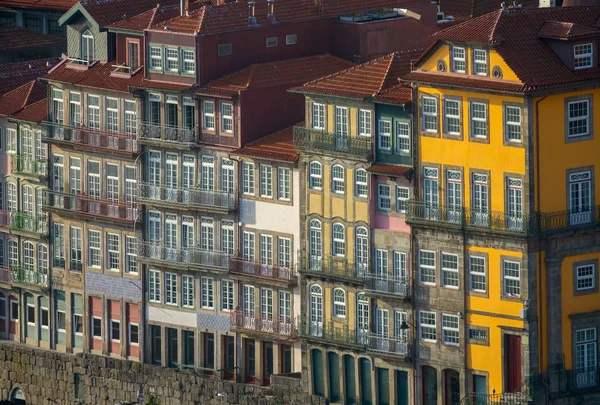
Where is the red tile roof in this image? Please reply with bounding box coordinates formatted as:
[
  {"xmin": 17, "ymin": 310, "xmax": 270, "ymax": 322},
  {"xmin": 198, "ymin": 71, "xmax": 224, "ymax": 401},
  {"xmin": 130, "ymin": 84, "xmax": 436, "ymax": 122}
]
[
  {"xmin": 292, "ymin": 50, "xmax": 421, "ymax": 100},
  {"xmin": 107, "ymin": 0, "xmax": 208, "ymax": 32},
  {"xmin": 438, "ymin": 0, "xmax": 538, "ymax": 23},
  {"xmin": 43, "ymin": 59, "xmax": 145, "ymax": 93},
  {"xmin": 537, "ymin": 20, "xmax": 599, "ymax": 39},
  {"xmin": 404, "ymin": 70, "xmax": 526, "ymax": 92},
  {"xmin": 196, "ymin": 54, "xmax": 354, "ymax": 97},
  {"xmin": 0, "ymin": 58, "xmax": 59, "ymax": 96},
  {"xmin": 0, "ymin": 0, "xmax": 78, "ymax": 11},
  {"xmin": 230, "ymin": 124, "xmax": 299, "ymax": 163},
  {"xmin": 11, "ymin": 98, "xmax": 48, "ymax": 123},
  {"xmin": 0, "ymin": 25, "xmax": 65, "ymax": 52},
  {"xmin": 367, "ymin": 163, "xmax": 413, "ymax": 178},
  {"xmin": 413, "ymin": 6, "xmax": 600, "ymax": 92},
  {"xmin": 151, "ymin": 0, "xmax": 426, "ymax": 34},
  {"xmin": 0, "ymin": 79, "xmax": 47, "ymax": 117},
  {"xmin": 372, "ymin": 83, "xmax": 412, "ymax": 104}
]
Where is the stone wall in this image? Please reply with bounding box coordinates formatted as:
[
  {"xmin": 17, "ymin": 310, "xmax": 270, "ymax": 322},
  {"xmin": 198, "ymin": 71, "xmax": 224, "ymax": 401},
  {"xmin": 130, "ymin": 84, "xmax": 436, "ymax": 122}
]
[{"xmin": 0, "ymin": 342, "xmax": 320, "ymax": 405}]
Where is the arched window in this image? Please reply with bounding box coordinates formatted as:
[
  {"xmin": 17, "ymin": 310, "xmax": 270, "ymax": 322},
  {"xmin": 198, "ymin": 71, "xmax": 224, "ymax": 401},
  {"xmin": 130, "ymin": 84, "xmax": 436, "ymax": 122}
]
[
  {"xmin": 37, "ymin": 245, "xmax": 48, "ymax": 274},
  {"xmin": 355, "ymin": 169, "xmax": 368, "ymax": 197},
  {"xmin": 6, "ymin": 183, "xmax": 17, "ymax": 212},
  {"xmin": 356, "ymin": 293, "xmax": 369, "ymax": 342},
  {"xmin": 22, "ymin": 185, "xmax": 33, "ymax": 215},
  {"xmin": 332, "ymin": 223, "xmax": 345, "ymax": 257},
  {"xmin": 333, "ymin": 288, "xmax": 346, "ymax": 317},
  {"xmin": 22, "ymin": 128, "xmax": 33, "ymax": 160},
  {"xmin": 309, "ymin": 220, "xmax": 322, "ymax": 270},
  {"xmin": 332, "ymin": 165, "xmax": 345, "ymax": 194},
  {"xmin": 81, "ymin": 30, "xmax": 94, "ymax": 62},
  {"xmin": 23, "ymin": 242, "xmax": 34, "ymax": 269},
  {"xmin": 309, "ymin": 284, "xmax": 323, "ymax": 336},
  {"xmin": 7, "ymin": 240, "xmax": 17, "ymax": 268},
  {"xmin": 356, "ymin": 227, "xmax": 368, "ymax": 275},
  {"xmin": 309, "ymin": 161, "xmax": 322, "ymax": 189}
]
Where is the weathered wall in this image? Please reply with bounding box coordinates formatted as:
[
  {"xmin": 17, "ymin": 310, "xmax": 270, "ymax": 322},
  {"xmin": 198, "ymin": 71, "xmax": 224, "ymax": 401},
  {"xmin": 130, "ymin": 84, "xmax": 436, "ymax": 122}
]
[{"xmin": 0, "ymin": 342, "xmax": 318, "ymax": 405}]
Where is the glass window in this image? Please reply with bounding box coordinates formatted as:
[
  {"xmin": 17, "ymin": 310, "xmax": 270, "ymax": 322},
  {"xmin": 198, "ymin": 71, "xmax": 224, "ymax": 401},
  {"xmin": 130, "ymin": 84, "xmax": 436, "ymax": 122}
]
[
  {"xmin": 442, "ymin": 314, "xmax": 459, "ymax": 345},
  {"xmin": 126, "ymin": 237, "xmax": 137, "ymax": 274},
  {"xmin": 576, "ymin": 264, "xmax": 595, "ymax": 291},
  {"xmin": 243, "ymin": 231, "xmax": 255, "ymax": 262},
  {"xmin": 471, "ymin": 102, "xmax": 487, "ymax": 139},
  {"xmin": 110, "ymin": 320, "xmax": 120, "ymax": 342},
  {"xmin": 165, "ymin": 272, "xmax": 177, "ymax": 305},
  {"xmin": 335, "ymin": 107, "xmax": 348, "ymax": 136},
  {"xmin": 243, "ymin": 162, "xmax": 255, "ymax": 195},
  {"xmin": 278, "ymin": 167, "xmax": 291, "ymax": 200},
  {"xmin": 88, "ymin": 230, "xmax": 101, "ymax": 268},
  {"xmin": 473, "ymin": 49, "xmax": 487, "ymax": 75},
  {"xmin": 260, "ymin": 165, "xmax": 273, "ymax": 197},
  {"xmin": 222, "ymin": 279, "xmax": 234, "ymax": 311},
  {"xmin": 355, "ymin": 169, "xmax": 368, "ymax": 198},
  {"xmin": 469, "ymin": 256, "xmax": 486, "ymax": 292},
  {"xmin": 107, "ymin": 234, "xmax": 120, "ymax": 271},
  {"xmin": 332, "ymin": 165, "xmax": 345, "ymax": 194},
  {"xmin": 378, "ymin": 184, "xmax": 391, "ymax": 211},
  {"xmin": 309, "ymin": 161, "xmax": 322, "ymax": 189},
  {"xmin": 505, "ymin": 105, "xmax": 522, "ymax": 142},
  {"xmin": 201, "ymin": 277, "xmax": 214, "ymax": 309},
  {"xmin": 312, "ymin": 103, "xmax": 325, "ymax": 129},
  {"xmin": 503, "ymin": 260, "xmax": 521, "ymax": 297},
  {"xmin": 221, "ymin": 103, "xmax": 233, "ymax": 132},
  {"xmin": 419, "ymin": 250, "xmax": 436, "ymax": 284},
  {"xmin": 221, "ymin": 159, "xmax": 234, "ymax": 193},
  {"xmin": 286, "ymin": 34, "xmax": 297, "ymax": 45},
  {"xmin": 125, "ymin": 101, "xmax": 137, "ymax": 135},
  {"xmin": 130, "ymin": 323, "xmax": 139, "ymax": 345},
  {"xmin": 396, "ymin": 186, "xmax": 409, "ymax": 213},
  {"xmin": 358, "ymin": 109, "xmax": 371, "ymax": 136},
  {"xmin": 150, "ymin": 46, "xmax": 162, "ymax": 70},
  {"xmin": 332, "ymin": 223, "xmax": 345, "ymax": 257},
  {"xmin": 452, "ymin": 47, "xmax": 466, "ymax": 73},
  {"xmin": 574, "ymin": 43, "xmax": 593, "ymax": 69},
  {"xmin": 81, "ymin": 30, "xmax": 94, "ymax": 62},
  {"xmin": 422, "ymin": 96, "xmax": 438, "ymax": 132},
  {"xmin": 333, "ymin": 288, "xmax": 345, "ymax": 317},
  {"xmin": 444, "ymin": 99, "xmax": 461, "ymax": 135},
  {"xmin": 166, "ymin": 48, "xmax": 179, "ymax": 72},
  {"xmin": 568, "ymin": 100, "xmax": 590, "ymax": 138},
  {"xmin": 149, "ymin": 269, "xmax": 161, "ymax": 302},
  {"xmin": 266, "ymin": 37, "xmax": 278, "ymax": 47},
  {"xmin": 182, "ymin": 275, "xmax": 194, "ymax": 308},
  {"xmin": 378, "ymin": 120, "xmax": 391, "ymax": 149},
  {"xmin": 87, "ymin": 95, "xmax": 100, "ymax": 130},
  {"xmin": 182, "ymin": 49, "xmax": 195, "ymax": 74},
  {"xmin": 419, "ymin": 311, "xmax": 436, "ymax": 341},
  {"xmin": 218, "ymin": 43, "xmax": 232, "ymax": 56},
  {"xmin": 397, "ymin": 122, "xmax": 411, "ymax": 153},
  {"xmin": 441, "ymin": 253, "xmax": 459, "ymax": 288},
  {"xmin": 203, "ymin": 100, "xmax": 215, "ymax": 130}
]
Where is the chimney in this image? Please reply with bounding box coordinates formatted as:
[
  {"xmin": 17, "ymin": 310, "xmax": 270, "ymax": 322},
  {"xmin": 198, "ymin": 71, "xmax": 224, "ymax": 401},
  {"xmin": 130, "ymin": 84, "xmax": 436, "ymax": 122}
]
[
  {"xmin": 267, "ymin": 0, "xmax": 279, "ymax": 24},
  {"xmin": 180, "ymin": 0, "xmax": 188, "ymax": 16},
  {"xmin": 248, "ymin": 1, "xmax": 259, "ymax": 26}
]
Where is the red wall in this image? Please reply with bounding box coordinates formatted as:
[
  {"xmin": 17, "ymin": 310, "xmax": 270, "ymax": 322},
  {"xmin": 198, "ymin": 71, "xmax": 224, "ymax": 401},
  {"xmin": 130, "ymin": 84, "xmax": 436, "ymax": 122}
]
[
  {"xmin": 116, "ymin": 34, "xmax": 145, "ymax": 69},
  {"xmin": 126, "ymin": 303, "xmax": 139, "ymax": 358},
  {"xmin": 109, "ymin": 300, "xmax": 120, "ymax": 355},
  {"xmin": 90, "ymin": 296, "xmax": 102, "ymax": 351}
]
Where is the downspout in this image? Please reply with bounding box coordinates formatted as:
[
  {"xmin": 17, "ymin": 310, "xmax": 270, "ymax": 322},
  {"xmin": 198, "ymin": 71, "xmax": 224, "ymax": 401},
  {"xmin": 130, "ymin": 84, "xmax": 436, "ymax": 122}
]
[{"xmin": 409, "ymin": 80, "xmax": 418, "ymax": 405}]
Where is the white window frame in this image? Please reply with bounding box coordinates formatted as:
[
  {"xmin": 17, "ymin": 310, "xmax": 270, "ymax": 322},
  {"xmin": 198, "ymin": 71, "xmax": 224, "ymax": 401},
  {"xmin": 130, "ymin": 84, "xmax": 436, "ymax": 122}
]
[
  {"xmin": 221, "ymin": 103, "xmax": 233, "ymax": 133},
  {"xmin": 203, "ymin": 100, "xmax": 215, "ymax": 130},
  {"xmin": 377, "ymin": 183, "xmax": 391, "ymax": 211},
  {"xmin": 574, "ymin": 43, "xmax": 593, "ymax": 70},
  {"xmin": 452, "ymin": 46, "xmax": 466, "ymax": 73},
  {"xmin": 107, "ymin": 233, "xmax": 120, "ymax": 272},
  {"xmin": 473, "ymin": 49, "xmax": 487, "ymax": 76},
  {"xmin": 505, "ymin": 105, "xmax": 522, "ymax": 143},
  {"xmin": 88, "ymin": 230, "xmax": 101, "ymax": 268},
  {"xmin": 567, "ymin": 99, "xmax": 590, "ymax": 138},
  {"xmin": 286, "ymin": 34, "xmax": 297, "ymax": 45},
  {"xmin": 355, "ymin": 169, "xmax": 368, "ymax": 198},
  {"xmin": 441, "ymin": 252, "xmax": 459, "ymax": 288},
  {"xmin": 331, "ymin": 165, "xmax": 345, "ymax": 194},
  {"xmin": 397, "ymin": 122, "xmax": 411, "ymax": 154},
  {"xmin": 92, "ymin": 316, "xmax": 102, "ymax": 339},
  {"xmin": 419, "ymin": 311, "xmax": 436, "ymax": 342},
  {"xmin": 266, "ymin": 37, "xmax": 278, "ymax": 47},
  {"xmin": 503, "ymin": 260, "xmax": 521, "ymax": 297},
  {"xmin": 358, "ymin": 109, "xmax": 372, "ymax": 136},
  {"xmin": 471, "ymin": 101, "xmax": 487, "ymax": 139},
  {"xmin": 221, "ymin": 279, "xmax": 234, "ymax": 311},
  {"xmin": 150, "ymin": 46, "xmax": 162, "ymax": 70},
  {"xmin": 278, "ymin": 167, "xmax": 291, "ymax": 200},
  {"xmin": 396, "ymin": 186, "xmax": 409, "ymax": 213},
  {"xmin": 149, "ymin": 269, "xmax": 161, "ymax": 303},
  {"xmin": 309, "ymin": 161, "xmax": 322, "ymax": 190},
  {"xmin": 442, "ymin": 314, "xmax": 459, "ymax": 346},
  {"xmin": 576, "ymin": 263, "xmax": 596, "ymax": 291},
  {"xmin": 165, "ymin": 47, "xmax": 179, "ymax": 72},
  {"xmin": 110, "ymin": 319, "xmax": 120, "ymax": 343},
  {"xmin": 469, "ymin": 256, "xmax": 487, "ymax": 292},
  {"xmin": 182, "ymin": 49, "xmax": 195, "ymax": 74},
  {"xmin": 444, "ymin": 98, "xmax": 461, "ymax": 135},
  {"xmin": 242, "ymin": 162, "xmax": 255, "ymax": 195},
  {"xmin": 260, "ymin": 165, "xmax": 273, "ymax": 198},
  {"xmin": 129, "ymin": 323, "xmax": 139, "ymax": 346},
  {"xmin": 422, "ymin": 96, "xmax": 438, "ymax": 133},
  {"xmin": 378, "ymin": 120, "xmax": 391, "ymax": 150},
  {"xmin": 165, "ymin": 272, "xmax": 177, "ymax": 306},
  {"xmin": 201, "ymin": 276, "xmax": 214, "ymax": 309},
  {"xmin": 419, "ymin": 250, "xmax": 436, "ymax": 285},
  {"xmin": 312, "ymin": 103, "xmax": 325, "ymax": 130},
  {"xmin": 332, "ymin": 288, "xmax": 346, "ymax": 318},
  {"xmin": 332, "ymin": 223, "xmax": 345, "ymax": 257},
  {"xmin": 182, "ymin": 274, "xmax": 194, "ymax": 308}
]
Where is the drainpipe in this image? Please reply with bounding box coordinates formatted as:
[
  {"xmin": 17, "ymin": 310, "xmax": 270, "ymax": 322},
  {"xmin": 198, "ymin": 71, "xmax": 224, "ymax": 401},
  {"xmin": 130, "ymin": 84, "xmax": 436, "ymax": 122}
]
[{"xmin": 409, "ymin": 80, "xmax": 418, "ymax": 405}]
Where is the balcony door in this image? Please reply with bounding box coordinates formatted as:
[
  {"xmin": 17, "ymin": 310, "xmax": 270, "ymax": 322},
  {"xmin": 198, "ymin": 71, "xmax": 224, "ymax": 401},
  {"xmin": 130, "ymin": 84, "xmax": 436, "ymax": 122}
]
[
  {"xmin": 165, "ymin": 154, "xmax": 178, "ymax": 202},
  {"xmin": 446, "ymin": 170, "xmax": 462, "ymax": 223},
  {"xmin": 504, "ymin": 334, "xmax": 522, "ymax": 392},
  {"xmin": 356, "ymin": 294, "xmax": 369, "ymax": 344},
  {"xmin": 569, "ymin": 171, "xmax": 592, "ymax": 225},
  {"xmin": 309, "ymin": 220, "xmax": 322, "ymax": 271},
  {"xmin": 128, "ymin": 41, "xmax": 139, "ymax": 71},
  {"xmin": 148, "ymin": 152, "xmax": 161, "ymax": 199},
  {"xmin": 423, "ymin": 168, "xmax": 439, "ymax": 219},
  {"xmin": 575, "ymin": 328, "xmax": 597, "ymax": 389},
  {"xmin": 471, "ymin": 173, "xmax": 489, "ymax": 226},
  {"xmin": 309, "ymin": 284, "xmax": 323, "ymax": 337}
]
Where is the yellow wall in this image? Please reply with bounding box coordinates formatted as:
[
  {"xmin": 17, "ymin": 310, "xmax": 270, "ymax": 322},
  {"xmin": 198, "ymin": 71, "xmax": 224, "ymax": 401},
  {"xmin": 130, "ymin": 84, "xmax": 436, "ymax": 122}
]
[{"xmin": 305, "ymin": 96, "xmax": 374, "ymax": 139}]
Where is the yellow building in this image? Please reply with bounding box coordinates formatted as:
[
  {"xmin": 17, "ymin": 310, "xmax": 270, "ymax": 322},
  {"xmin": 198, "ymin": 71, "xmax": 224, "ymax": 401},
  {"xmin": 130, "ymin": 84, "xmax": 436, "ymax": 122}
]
[{"xmin": 406, "ymin": 5, "xmax": 600, "ymax": 405}]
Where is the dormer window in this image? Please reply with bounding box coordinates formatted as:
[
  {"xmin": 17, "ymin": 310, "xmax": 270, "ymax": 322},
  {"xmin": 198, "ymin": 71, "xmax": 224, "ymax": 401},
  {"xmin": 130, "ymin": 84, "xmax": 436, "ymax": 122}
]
[
  {"xmin": 574, "ymin": 43, "xmax": 593, "ymax": 70},
  {"xmin": 452, "ymin": 46, "xmax": 466, "ymax": 73},
  {"xmin": 473, "ymin": 49, "xmax": 488, "ymax": 76},
  {"xmin": 81, "ymin": 30, "xmax": 94, "ymax": 62}
]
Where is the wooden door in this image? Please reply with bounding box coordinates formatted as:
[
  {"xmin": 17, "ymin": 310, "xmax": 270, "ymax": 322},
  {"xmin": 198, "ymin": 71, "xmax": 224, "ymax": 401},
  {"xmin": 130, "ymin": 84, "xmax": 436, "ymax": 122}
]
[{"xmin": 505, "ymin": 334, "xmax": 522, "ymax": 392}]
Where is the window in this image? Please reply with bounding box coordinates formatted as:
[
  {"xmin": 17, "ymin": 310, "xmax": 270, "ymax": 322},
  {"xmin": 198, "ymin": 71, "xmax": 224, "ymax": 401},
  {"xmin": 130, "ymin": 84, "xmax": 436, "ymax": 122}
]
[
  {"xmin": 107, "ymin": 234, "xmax": 120, "ymax": 271},
  {"xmin": 70, "ymin": 227, "xmax": 82, "ymax": 271},
  {"xmin": 243, "ymin": 162, "xmax": 255, "ymax": 195},
  {"xmin": 70, "ymin": 92, "xmax": 81, "ymax": 126},
  {"xmin": 312, "ymin": 103, "xmax": 325, "ymax": 129},
  {"xmin": 503, "ymin": 260, "xmax": 521, "ymax": 297},
  {"xmin": 200, "ymin": 218, "xmax": 214, "ymax": 251},
  {"xmin": 110, "ymin": 320, "xmax": 120, "ymax": 342},
  {"xmin": 221, "ymin": 103, "xmax": 233, "ymax": 132},
  {"xmin": 165, "ymin": 272, "xmax": 177, "ymax": 305},
  {"xmin": 6, "ymin": 182, "xmax": 16, "ymax": 212},
  {"xmin": 222, "ymin": 159, "xmax": 234, "ymax": 193},
  {"xmin": 378, "ymin": 120, "xmax": 392, "ymax": 150},
  {"xmin": 126, "ymin": 237, "xmax": 137, "ymax": 274},
  {"xmin": 574, "ymin": 43, "xmax": 593, "ymax": 69},
  {"xmin": 278, "ymin": 237, "xmax": 291, "ymax": 268},
  {"xmin": 222, "ymin": 279, "xmax": 234, "ymax": 311},
  {"xmin": 6, "ymin": 128, "xmax": 16, "ymax": 152},
  {"xmin": 48, "ymin": 19, "xmax": 64, "ymax": 36},
  {"xmin": 73, "ymin": 312, "xmax": 83, "ymax": 336},
  {"xmin": 129, "ymin": 323, "xmax": 139, "ymax": 346},
  {"xmin": 332, "ymin": 165, "xmax": 345, "ymax": 194},
  {"xmin": 575, "ymin": 328, "xmax": 597, "ymax": 383},
  {"xmin": 128, "ymin": 41, "xmax": 139, "ymax": 70},
  {"xmin": 125, "ymin": 101, "xmax": 137, "ymax": 136},
  {"xmin": 309, "ymin": 161, "xmax": 322, "ymax": 189},
  {"xmin": 7, "ymin": 240, "xmax": 17, "ymax": 269},
  {"xmin": 218, "ymin": 43, "xmax": 232, "ymax": 56},
  {"xmin": 125, "ymin": 166, "xmax": 137, "ymax": 205},
  {"xmin": 201, "ymin": 156, "xmax": 215, "ymax": 191},
  {"xmin": 394, "ymin": 311, "xmax": 407, "ymax": 340},
  {"xmin": 259, "ymin": 234, "xmax": 273, "ymax": 265},
  {"xmin": 422, "ymin": 96, "xmax": 438, "ymax": 132},
  {"xmin": 40, "ymin": 305, "xmax": 49, "ymax": 329},
  {"xmin": 419, "ymin": 250, "xmax": 436, "ymax": 284},
  {"xmin": 377, "ymin": 184, "xmax": 391, "ymax": 211},
  {"xmin": 260, "ymin": 288, "xmax": 273, "ymax": 321},
  {"xmin": 88, "ymin": 230, "xmax": 101, "ymax": 268},
  {"xmin": 397, "ymin": 122, "xmax": 411, "ymax": 153},
  {"xmin": 150, "ymin": 46, "xmax": 162, "ymax": 70},
  {"xmin": 569, "ymin": 171, "xmax": 592, "ymax": 225},
  {"xmin": 333, "ymin": 288, "xmax": 345, "ymax": 317},
  {"xmin": 222, "ymin": 221, "xmax": 235, "ymax": 255},
  {"xmin": 469, "ymin": 256, "xmax": 486, "ymax": 292},
  {"xmin": 201, "ymin": 277, "xmax": 214, "ymax": 309},
  {"xmin": 359, "ymin": 110, "xmax": 371, "ymax": 136},
  {"xmin": 87, "ymin": 95, "xmax": 100, "ymax": 129},
  {"xmin": 278, "ymin": 167, "xmax": 291, "ymax": 200},
  {"xmin": 149, "ymin": 269, "xmax": 161, "ymax": 302},
  {"xmin": 182, "ymin": 49, "xmax": 195, "ymax": 74},
  {"xmin": 203, "ymin": 100, "xmax": 215, "ymax": 130},
  {"xmin": 0, "ymin": 297, "xmax": 5, "ymax": 320},
  {"xmin": 355, "ymin": 169, "xmax": 368, "ymax": 198},
  {"xmin": 505, "ymin": 105, "xmax": 522, "ymax": 142},
  {"xmin": 394, "ymin": 251, "xmax": 407, "ymax": 281},
  {"xmin": 53, "ymin": 224, "xmax": 65, "ymax": 265},
  {"xmin": 182, "ymin": 275, "xmax": 194, "ymax": 308},
  {"xmin": 286, "ymin": 34, "xmax": 297, "ymax": 45},
  {"xmin": 376, "ymin": 308, "xmax": 389, "ymax": 337},
  {"xmin": 471, "ymin": 102, "xmax": 487, "ymax": 139},
  {"xmin": 444, "ymin": 99, "xmax": 461, "ymax": 135},
  {"xmin": 396, "ymin": 186, "xmax": 409, "ymax": 213},
  {"xmin": 27, "ymin": 303, "xmax": 35, "ymax": 325},
  {"xmin": 567, "ymin": 99, "xmax": 590, "ymax": 138},
  {"xmin": 442, "ymin": 314, "xmax": 459, "ymax": 345},
  {"xmin": 441, "ymin": 253, "xmax": 459, "ymax": 288},
  {"xmin": 279, "ymin": 291, "xmax": 291, "ymax": 324},
  {"xmin": 452, "ymin": 47, "xmax": 466, "ymax": 73},
  {"xmin": 419, "ymin": 311, "xmax": 436, "ymax": 341},
  {"xmin": 92, "ymin": 317, "xmax": 102, "ymax": 338},
  {"xmin": 10, "ymin": 300, "xmax": 18, "ymax": 322},
  {"xmin": 576, "ymin": 263, "xmax": 595, "ymax": 291},
  {"xmin": 81, "ymin": 30, "xmax": 94, "ymax": 62},
  {"xmin": 25, "ymin": 17, "xmax": 41, "ymax": 32},
  {"xmin": 335, "ymin": 106, "xmax": 348, "ymax": 136},
  {"xmin": 507, "ymin": 178, "xmax": 523, "ymax": 229},
  {"xmin": 309, "ymin": 220, "xmax": 322, "ymax": 271},
  {"xmin": 473, "ymin": 49, "xmax": 487, "ymax": 76},
  {"xmin": 469, "ymin": 328, "xmax": 488, "ymax": 342},
  {"xmin": 243, "ymin": 231, "xmax": 255, "ymax": 262},
  {"xmin": 375, "ymin": 249, "xmax": 388, "ymax": 276},
  {"xmin": 52, "ymin": 88, "xmax": 64, "ymax": 124},
  {"xmin": 355, "ymin": 228, "xmax": 368, "ymax": 275},
  {"xmin": 332, "ymin": 223, "xmax": 345, "ymax": 257},
  {"xmin": 266, "ymin": 37, "xmax": 278, "ymax": 47},
  {"xmin": 166, "ymin": 48, "xmax": 179, "ymax": 72},
  {"xmin": 472, "ymin": 173, "xmax": 489, "ymax": 225},
  {"xmin": 260, "ymin": 165, "xmax": 273, "ymax": 197},
  {"xmin": 88, "ymin": 161, "xmax": 100, "ymax": 198}
]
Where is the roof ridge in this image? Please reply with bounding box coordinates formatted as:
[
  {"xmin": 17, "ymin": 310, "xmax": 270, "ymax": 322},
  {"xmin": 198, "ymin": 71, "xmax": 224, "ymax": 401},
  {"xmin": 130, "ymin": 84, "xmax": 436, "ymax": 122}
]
[
  {"xmin": 489, "ymin": 8, "xmax": 504, "ymax": 42},
  {"xmin": 301, "ymin": 53, "xmax": 390, "ymax": 87},
  {"xmin": 147, "ymin": 5, "xmax": 160, "ymax": 28},
  {"xmin": 245, "ymin": 64, "xmax": 259, "ymax": 88},
  {"xmin": 374, "ymin": 53, "xmax": 397, "ymax": 96}
]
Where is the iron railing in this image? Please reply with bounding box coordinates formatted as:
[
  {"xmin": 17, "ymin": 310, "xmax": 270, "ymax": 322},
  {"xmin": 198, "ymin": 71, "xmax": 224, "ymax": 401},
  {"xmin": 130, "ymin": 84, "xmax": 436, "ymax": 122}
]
[
  {"xmin": 364, "ymin": 274, "xmax": 410, "ymax": 298},
  {"xmin": 366, "ymin": 334, "xmax": 411, "ymax": 357},
  {"xmin": 10, "ymin": 212, "xmax": 48, "ymax": 235},
  {"xmin": 198, "ymin": 131, "xmax": 238, "ymax": 146},
  {"xmin": 138, "ymin": 122, "xmax": 195, "ymax": 144},
  {"xmin": 292, "ymin": 126, "xmax": 372, "ymax": 158},
  {"xmin": 44, "ymin": 190, "xmax": 139, "ymax": 224},
  {"xmin": 539, "ymin": 206, "xmax": 600, "ymax": 233},
  {"xmin": 298, "ymin": 318, "xmax": 367, "ymax": 347},
  {"xmin": 11, "ymin": 266, "xmax": 49, "ymax": 288},
  {"xmin": 0, "ymin": 266, "xmax": 10, "ymax": 284},
  {"xmin": 10, "ymin": 155, "xmax": 47, "ymax": 177},
  {"xmin": 53, "ymin": 258, "xmax": 65, "ymax": 269},
  {"xmin": 459, "ymin": 373, "xmax": 537, "ymax": 405},
  {"xmin": 229, "ymin": 258, "xmax": 297, "ymax": 284},
  {"xmin": 547, "ymin": 366, "xmax": 599, "ymax": 393},
  {"xmin": 138, "ymin": 242, "xmax": 230, "ymax": 270},
  {"xmin": 43, "ymin": 122, "xmax": 139, "ymax": 153},
  {"xmin": 139, "ymin": 183, "xmax": 237, "ymax": 211},
  {"xmin": 230, "ymin": 312, "xmax": 298, "ymax": 338},
  {"xmin": 296, "ymin": 250, "xmax": 367, "ymax": 281}
]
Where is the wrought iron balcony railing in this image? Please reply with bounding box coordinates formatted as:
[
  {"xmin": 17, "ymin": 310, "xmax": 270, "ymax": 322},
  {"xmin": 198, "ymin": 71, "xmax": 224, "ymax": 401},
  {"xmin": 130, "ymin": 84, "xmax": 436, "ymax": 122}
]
[
  {"xmin": 366, "ymin": 334, "xmax": 411, "ymax": 357},
  {"xmin": 9, "ymin": 212, "xmax": 48, "ymax": 235},
  {"xmin": 10, "ymin": 155, "xmax": 47, "ymax": 177},
  {"xmin": 298, "ymin": 318, "xmax": 368, "ymax": 347},
  {"xmin": 43, "ymin": 122, "xmax": 139, "ymax": 154},
  {"xmin": 139, "ymin": 122, "xmax": 195, "ymax": 144},
  {"xmin": 138, "ymin": 242, "xmax": 230, "ymax": 270},
  {"xmin": 459, "ymin": 373, "xmax": 537, "ymax": 405},
  {"xmin": 297, "ymin": 250, "xmax": 366, "ymax": 282},
  {"xmin": 44, "ymin": 190, "xmax": 139, "ymax": 224},
  {"xmin": 139, "ymin": 183, "xmax": 237, "ymax": 211},
  {"xmin": 0, "ymin": 266, "xmax": 10, "ymax": 285},
  {"xmin": 364, "ymin": 274, "xmax": 410, "ymax": 298},
  {"xmin": 230, "ymin": 312, "xmax": 298, "ymax": 339},
  {"xmin": 547, "ymin": 366, "xmax": 599, "ymax": 394},
  {"xmin": 229, "ymin": 258, "xmax": 297, "ymax": 284},
  {"xmin": 11, "ymin": 266, "xmax": 49, "ymax": 288},
  {"xmin": 292, "ymin": 126, "xmax": 372, "ymax": 158}
]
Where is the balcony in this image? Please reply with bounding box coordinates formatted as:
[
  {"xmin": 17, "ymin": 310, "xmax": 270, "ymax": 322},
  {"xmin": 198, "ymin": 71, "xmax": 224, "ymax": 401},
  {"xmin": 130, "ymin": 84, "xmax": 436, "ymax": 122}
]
[
  {"xmin": 364, "ymin": 274, "xmax": 410, "ymax": 299},
  {"xmin": 0, "ymin": 266, "xmax": 10, "ymax": 285},
  {"xmin": 11, "ymin": 266, "xmax": 49, "ymax": 288},
  {"xmin": 297, "ymin": 250, "xmax": 366, "ymax": 284},
  {"xmin": 138, "ymin": 122, "xmax": 195, "ymax": 148},
  {"xmin": 229, "ymin": 258, "xmax": 297, "ymax": 286},
  {"xmin": 139, "ymin": 183, "xmax": 237, "ymax": 213},
  {"xmin": 366, "ymin": 334, "xmax": 412, "ymax": 358},
  {"xmin": 198, "ymin": 131, "xmax": 238, "ymax": 147},
  {"xmin": 43, "ymin": 122, "xmax": 139, "ymax": 155},
  {"xmin": 43, "ymin": 190, "xmax": 139, "ymax": 225},
  {"xmin": 292, "ymin": 126, "xmax": 372, "ymax": 159},
  {"xmin": 230, "ymin": 312, "xmax": 298, "ymax": 341},
  {"xmin": 10, "ymin": 212, "xmax": 48, "ymax": 236},
  {"xmin": 547, "ymin": 366, "xmax": 600, "ymax": 395},
  {"xmin": 10, "ymin": 155, "xmax": 47, "ymax": 178},
  {"xmin": 138, "ymin": 242, "xmax": 230, "ymax": 272},
  {"xmin": 298, "ymin": 318, "xmax": 367, "ymax": 349}
]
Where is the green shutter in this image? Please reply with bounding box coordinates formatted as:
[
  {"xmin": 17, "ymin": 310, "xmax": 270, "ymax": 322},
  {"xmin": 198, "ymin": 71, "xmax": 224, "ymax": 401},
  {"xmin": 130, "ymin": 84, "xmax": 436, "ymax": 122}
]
[
  {"xmin": 396, "ymin": 370, "xmax": 408, "ymax": 405},
  {"xmin": 311, "ymin": 349, "xmax": 325, "ymax": 397},
  {"xmin": 377, "ymin": 368, "xmax": 390, "ymax": 405},
  {"xmin": 360, "ymin": 358, "xmax": 372, "ymax": 405},
  {"xmin": 328, "ymin": 352, "xmax": 341, "ymax": 402},
  {"xmin": 344, "ymin": 355, "xmax": 357, "ymax": 405}
]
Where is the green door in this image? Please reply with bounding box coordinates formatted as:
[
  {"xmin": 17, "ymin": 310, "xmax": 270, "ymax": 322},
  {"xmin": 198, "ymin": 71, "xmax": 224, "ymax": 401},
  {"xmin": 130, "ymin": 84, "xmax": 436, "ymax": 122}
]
[
  {"xmin": 360, "ymin": 358, "xmax": 372, "ymax": 405},
  {"xmin": 344, "ymin": 355, "xmax": 357, "ymax": 405},
  {"xmin": 396, "ymin": 370, "xmax": 408, "ymax": 405},
  {"xmin": 423, "ymin": 366, "xmax": 438, "ymax": 405},
  {"xmin": 312, "ymin": 349, "xmax": 325, "ymax": 396},
  {"xmin": 377, "ymin": 368, "xmax": 390, "ymax": 405},
  {"xmin": 328, "ymin": 352, "xmax": 341, "ymax": 402}
]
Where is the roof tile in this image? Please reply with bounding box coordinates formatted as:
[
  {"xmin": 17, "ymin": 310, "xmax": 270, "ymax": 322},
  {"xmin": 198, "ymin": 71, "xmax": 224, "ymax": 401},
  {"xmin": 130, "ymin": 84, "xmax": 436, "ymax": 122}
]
[
  {"xmin": 0, "ymin": 58, "xmax": 58, "ymax": 96},
  {"xmin": 437, "ymin": 0, "xmax": 538, "ymax": 23},
  {"xmin": 0, "ymin": 79, "xmax": 47, "ymax": 117},
  {"xmin": 0, "ymin": 0, "xmax": 78, "ymax": 11},
  {"xmin": 230, "ymin": 124, "xmax": 299, "ymax": 163},
  {"xmin": 0, "ymin": 25, "xmax": 65, "ymax": 52},
  {"xmin": 11, "ymin": 98, "xmax": 48, "ymax": 123},
  {"xmin": 367, "ymin": 163, "xmax": 413, "ymax": 178}
]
